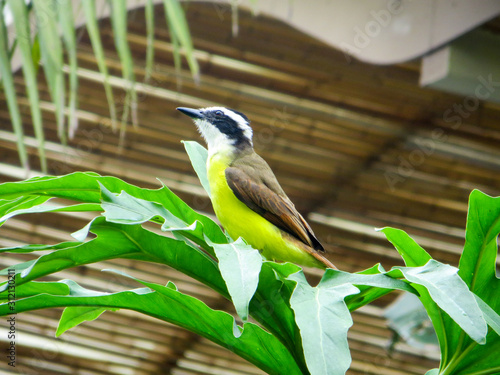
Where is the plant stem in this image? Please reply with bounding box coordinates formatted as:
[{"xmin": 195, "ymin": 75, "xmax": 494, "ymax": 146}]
[{"xmin": 440, "ymin": 340, "xmax": 477, "ymax": 375}]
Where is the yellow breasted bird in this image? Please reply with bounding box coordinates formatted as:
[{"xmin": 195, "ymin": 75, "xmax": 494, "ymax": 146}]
[{"xmin": 177, "ymin": 106, "xmax": 336, "ymax": 269}]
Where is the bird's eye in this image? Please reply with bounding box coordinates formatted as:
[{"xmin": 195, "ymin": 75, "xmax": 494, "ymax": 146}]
[{"xmin": 214, "ymin": 110, "xmax": 223, "ymax": 117}]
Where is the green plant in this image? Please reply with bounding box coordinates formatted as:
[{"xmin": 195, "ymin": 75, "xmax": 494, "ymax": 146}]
[
  {"xmin": 0, "ymin": 141, "xmax": 499, "ymax": 375},
  {"xmin": 0, "ymin": 0, "xmax": 198, "ymax": 172}
]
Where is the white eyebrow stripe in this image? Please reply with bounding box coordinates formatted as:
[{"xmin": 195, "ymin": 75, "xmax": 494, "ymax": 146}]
[
  {"xmin": 200, "ymin": 106, "xmax": 253, "ymax": 146},
  {"xmin": 201, "ymin": 106, "xmax": 247, "ymax": 126}
]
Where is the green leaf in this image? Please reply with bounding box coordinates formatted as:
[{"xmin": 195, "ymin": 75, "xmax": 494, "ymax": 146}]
[
  {"xmin": 56, "ymin": 306, "xmax": 118, "ymax": 337},
  {"xmin": 460, "ymin": 190, "xmax": 500, "ymax": 312},
  {"xmin": 474, "ymin": 295, "xmax": 500, "ymax": 336},
  {"xmin": 320, "ymin": 267, "xmax": 417, "ymax": 311},
  {"xmin": 0, "ymin": 280, "xmax": 70, "ymax": 302},
  {"xmin": 183, "ymin": 141, "xmax": 210, "ymax": 197},
  {"xmin": 110, "ymin": 0, "xmax": 137, "ymax": 128},
  {"xmin": 437, "ymin": 190, "xmax": 500, "ymax": 375},
  {"xmin": 209, "ymin": 237, "xmax": 262, "ymax": 323},
  {"xmin": 1, "ymin": 217, "xmax": 228, "ymax": 298},
  {"xmin": 162, "ymin": 0, "xmax": 199, "ymax": 82},
  {"xmin": 33, "ymin": 0, "xmax": 66, "ymax": 144},
  {"xmin": 378, "ymin": 227, "xmax": 432, "ymax": 266},
  {"xmin": 99, "ymin": 182, "xmax": 185, "ymax": 228},
  {"xmin": 390, "ymin": 260, "xmax": 487, "ymax": 345},
  {"xmin": 7, "ymin": 0, "xmax": 46, "ymax": 172},
  {"xmin": 0, "ymin": 174, "xmax": 223, "ymax": 245},
  {"xmin": 0, "ymin": 201, "xmax": 101, "ymax": 224},
  {"xmin": 144, "ymin": 0, "xmax": 155, "ymax": 81},
  {"xmin": 288, "ymin": 270, "xmax": 359, "ymax": 375},
  {"xmin": 1, "ymin": 279, "xmax": 302, "ymax": 375},
  {"xmin": 250, "ymin": 262, "xmax": 309, "ymax": 373},
  {"xmin": 0, "ymin": 260, "xmax": 36, "ymax": 277},
  {"xmin": 82, "ymin": 0, "xmax": 117, "ymax": 130},
  {"xmin": 0, "ymin": 2, "xmax": 29, "ymax": 170},
  {"xmin": 98, "ymin": 182, "xmax": 225, "ymax": 254},
  {"xmin": 165, "ymin": 7, "xmax": 182, "ymax": 88},
  {"xmin": 0, "ymin": 241, "xmax": 80, "ymax": 254},
  {"xmin": 0, "ymin": 196, "xmax": 51, "ymax": 225},
  {"xmin": 58, "ymin": 0, "xmax": 79, "ymax": 138}
]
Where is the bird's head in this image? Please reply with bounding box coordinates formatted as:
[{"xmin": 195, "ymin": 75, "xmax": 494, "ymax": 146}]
[{"xmin": 177, "ymin": 106, "xmax": 253, "ymax": 155}]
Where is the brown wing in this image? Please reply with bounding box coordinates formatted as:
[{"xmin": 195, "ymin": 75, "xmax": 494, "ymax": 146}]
[{"xmin": 225, "ymin": 166, "xmax": 324, "ymax": 252}]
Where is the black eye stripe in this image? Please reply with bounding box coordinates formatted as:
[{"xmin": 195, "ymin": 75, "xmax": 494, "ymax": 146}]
[{"xmin": 215, "ymin": 110, "xmax": 223, "ymax": 116}]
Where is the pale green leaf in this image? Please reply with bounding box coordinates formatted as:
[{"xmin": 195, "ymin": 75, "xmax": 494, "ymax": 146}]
[
  {"xmin": 163, "ymin": 0, "xmax": 199, "ymax": 82},
  {"xmin": 183, "ymin": 141, "xmax": 210, "ymax": 197},
  {"xmin": 392, "ymin": 260, "xmax": 487, "ymax": 345},
  {"xmin": 7, "ymin": 0, "xmax": 46, "ymax": 172},
  {"xmin": 33, "ymin": 0, "xmax": 66, "ymax": 144},
  {"xmin": 288, "ymin": 271, "xmax": 359, "ymax": 375},
  {"xmin": 58, "ymin": 0, "xmax": 79, "ymax": 138},
  {"xmin": 82, "ymin": 0, "xmax": 117, "ymax": 130},
  {"xmin": 0, "ymin": 3, "xmax": 28, "ymax": 169},
  {"xmin": 144, "ymin": 0, "xmax": 155, "ymax": 81},
  {"xmin": 208, "ymin": 237, "xmax": 262, "ymax": 323}
]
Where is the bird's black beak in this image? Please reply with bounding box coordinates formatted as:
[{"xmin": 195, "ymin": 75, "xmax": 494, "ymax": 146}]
[{"xmin": 177, "ymin": 107, "xmax": 203, "ymax": 119}]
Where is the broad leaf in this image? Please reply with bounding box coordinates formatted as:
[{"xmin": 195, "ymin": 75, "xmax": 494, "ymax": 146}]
[
  {"xmin": 98, "ymin": 182, "xmax": 224, "ymax": 254},
  {"xmin": 209, "ymin": 237, "xmax": 262, "ymax": 323},
  {"xmin": 0, "ymin": 218, "xmax": 227, "ymax": 298},
  {"xmin": 378, "ymin": 227, "xmax": 431, "ymax": 266},
  {"xmin": 0, "ymin": 279, "xmax": 302, "ymax": 375},
  {"xmin": 288, "ymin": 270, "xmax": 359, "ymax": 375},
  {"xmin": 389, "ymin": 260, "xmax": 487, "ymax": 345}
]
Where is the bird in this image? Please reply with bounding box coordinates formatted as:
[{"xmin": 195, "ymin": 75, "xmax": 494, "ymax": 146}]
[{"xmin": 177, "ymin": 106, "xmax": 336, "ymax": 270}]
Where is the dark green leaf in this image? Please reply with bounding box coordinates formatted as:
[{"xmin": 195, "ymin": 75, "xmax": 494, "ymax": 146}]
[
  {"xmin": 1, "ymin": 279, "xmax": 302, "ymax": 375},
  {"xmin": 0, "ymin": 281, "xmax": 70, "ymax": 302},
  {"xmin": 378, "ymin": 227, "xmax": 431, "ymax": 266},
  {"xmin": 460, "ymin": 190, "xmax": 500, "ymax": 312}
]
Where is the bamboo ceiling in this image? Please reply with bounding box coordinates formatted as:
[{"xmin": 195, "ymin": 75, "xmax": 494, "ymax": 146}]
[{"xmin": 1, "ymin": 3, "xmax": 500, "ymax": 375}]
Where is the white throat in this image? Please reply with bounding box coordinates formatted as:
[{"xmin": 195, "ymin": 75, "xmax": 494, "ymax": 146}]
[
  {"xmin": 194, "ymin": 118, "xmax": 235, "ymax": 156},
  {"xmin": 194, "ymin": 106, "xmax": 253, "ymax": 157}
]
